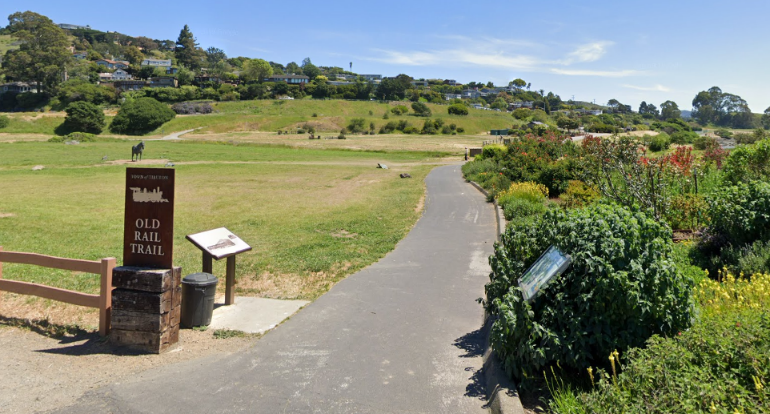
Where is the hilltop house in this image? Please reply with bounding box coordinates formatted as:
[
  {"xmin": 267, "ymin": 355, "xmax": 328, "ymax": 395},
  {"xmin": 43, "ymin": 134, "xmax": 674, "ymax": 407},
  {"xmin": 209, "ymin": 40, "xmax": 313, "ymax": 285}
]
[
  {"xmin": 113, "ymin": 80, "xmax": 147, "ymax": 92},
  {"xmin": 264, "ymin": 74, "xmax": 310, "ymax": 85},
  {"xmin": 96, "ymin": 59, "xmax": 129, "ymax": 70},
  {"xmin": 149, "ymin": 76, "xmax": 178, "ymax": 88},
  {"xmin": 72, "ymin": 51, "xmax": 88, "ymax": 60},
  {"xmin": 509, "ymin": 101, "xmax": 534, "ymax": 109},
  {"xmin": 99, "ymin": 69, "xmax": 132, "ymax": 82},
  {"xmin": 0, "ymin": 82, "xmax": 38, "ymax": 94},
  {"xmin": 360, "ymin": 74, "xmax": 382, "ymax": 82},
  {"xmin": 140, "ymin": 59, "xmax": 177, "ymax": 74}
]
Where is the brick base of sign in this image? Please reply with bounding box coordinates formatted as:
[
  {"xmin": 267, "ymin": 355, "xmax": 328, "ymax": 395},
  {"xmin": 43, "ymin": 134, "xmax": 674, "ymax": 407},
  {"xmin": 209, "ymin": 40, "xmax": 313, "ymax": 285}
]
[{"xmin": 110, "ymin": 266, "xmax": 181, "ymax": 354}]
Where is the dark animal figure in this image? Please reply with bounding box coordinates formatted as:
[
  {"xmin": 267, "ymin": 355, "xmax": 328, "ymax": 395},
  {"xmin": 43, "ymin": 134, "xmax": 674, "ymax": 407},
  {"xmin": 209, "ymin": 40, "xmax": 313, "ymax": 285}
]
[{"xmin": 132, "ymin": 141, "xmax": 145, "ymax": 162}]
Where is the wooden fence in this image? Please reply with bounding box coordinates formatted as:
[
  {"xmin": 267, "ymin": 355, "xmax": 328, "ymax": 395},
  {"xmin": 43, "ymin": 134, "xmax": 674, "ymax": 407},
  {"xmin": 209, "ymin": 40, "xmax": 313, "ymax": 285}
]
[{"xmin": 0, "ymin": 246, "xmax": 116, "ymax": 336}]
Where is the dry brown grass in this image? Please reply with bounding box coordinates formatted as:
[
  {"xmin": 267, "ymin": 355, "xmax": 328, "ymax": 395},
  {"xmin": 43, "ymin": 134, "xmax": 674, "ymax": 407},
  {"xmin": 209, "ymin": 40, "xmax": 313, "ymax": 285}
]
[{"xmin": 183, "ymin": 131, "xmax": 486, "ymax": 154}]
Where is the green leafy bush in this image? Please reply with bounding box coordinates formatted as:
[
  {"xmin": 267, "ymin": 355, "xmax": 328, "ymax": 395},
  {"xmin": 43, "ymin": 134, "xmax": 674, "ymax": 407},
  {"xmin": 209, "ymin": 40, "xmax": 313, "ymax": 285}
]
[
  {"xmin": 390, "ymin": 105, "xmax": 408, "ymax": 115},
  {"xmin": 61, "ymin": 101, "xmax": 105, "ymax": 134},
  {"xmin": 560, "ymin": 180, "xmax": 600, "ymax": 209},
  {"xmin": 669, "ymin": 131, "xmax": 699, "ymax": 144},
  {"xmin": 512, "ymin": 108, "xmax": 530, "ymax": 120},
  {"xmin": 722, "ymin": 139, "xmax": 770, "ymax": 184},
  {"xmin": 48, "ymin": 132, "xmax": 98, "ymax": 143},
  {"xmin": 486, "ymin": 204, "xmax": 693, "ymax": 381},
  {"xmin": 0, "ymin": 115, "xmax": 8, "ymax": 129},
  {"xmin": 647, "ymin": 133, "xmax": 670, "ymax": 152},
  {"xmin": 481, "ymin": 144, "xmax": 507, "ymax": 160},
  {"xmin": 496, "ymin": 182, "xmax": 549, "ymax": 221},
  {"xmin": 572, "ymin": 309, "xmax": 770, "ymax": 413},
  {"xmin": 347, "ymin": 117, "xmax": 366, "ymax": 133},
  {"xmin": 501, "ymin": 197, "xmax": 548, "ymax": 222},
  {"xmin": 447, "ymin": 103, "xmax": 468, "ymax": 116},
  {"xmin": 706, "ymin": 180, "xmax": 770, "ymax": 247},
  {"xmin": 109, "ymin": 97, "xmax": 175, "ymax": 135},
  {"xmin": 411, "ymin": 102, "xmax": 431, "ymax": 117}
]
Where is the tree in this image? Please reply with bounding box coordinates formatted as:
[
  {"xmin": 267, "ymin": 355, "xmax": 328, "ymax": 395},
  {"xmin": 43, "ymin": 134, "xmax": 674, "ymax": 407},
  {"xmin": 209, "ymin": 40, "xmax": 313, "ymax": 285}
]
[
  {"xmin": 174, "ymin": 25, "xmax": 204, "ymax": 70},
  {"xmin": 2, "ymin": 11, "xmax": 71, "ymax": 94},
  {"xmin": 375, "ymin": 75, "xmax": 411, "ymax": 100},
  {"xmin": 134, "ymin": 36, "xmax": 158, "ymax": 52},
  {"xmin": 62, "ymin": 101, "xmax": 105, "ymax": 134},
  {"xmin": 206, "ymin": 47, "xmax": 227, "ymax": 66},
  {"xmin": 557, "ymin": 117, "xmax": 579, "ymax": 132},
  {"xmin": 762, "ymin": 107, "xmax": 770, "ymax": 130},
  {"xmin": 300, "ymin": 58, "xmax": 320, "ymax": 81},
  {"xmin": 176, "ymin": 67, "xmax": 195, "ymax": 86},
  {"xmin": 240, "ymin": 58, "xmax": 272, "ymax": 83},
  {"xmin": 660, "ymin": 100, "xmax": 681, "ymax": 120},
  {"xmin": 285, "ymin": 61, "xmax": 301, "ymax": 75},
  {"xmin": 411, "ymin": 102, "xmax": 431, "ymax": 117},
  {"xmin": 110, "ymin": 97, "xmax": 176, "ymax": 135},
  {"xmin": 509, "ymin": 78, "xmax": 526, "ymax": 90},
  {"xmin": 122, "ymin": 46, "xmax": 144, "ymax": 65}
]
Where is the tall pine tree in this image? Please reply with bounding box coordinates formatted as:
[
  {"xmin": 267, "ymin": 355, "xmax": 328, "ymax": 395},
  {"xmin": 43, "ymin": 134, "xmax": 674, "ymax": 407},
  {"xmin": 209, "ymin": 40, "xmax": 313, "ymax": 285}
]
[{"xmin": 174, "ymin": 25, "xmax": 203, "ymax": 71}]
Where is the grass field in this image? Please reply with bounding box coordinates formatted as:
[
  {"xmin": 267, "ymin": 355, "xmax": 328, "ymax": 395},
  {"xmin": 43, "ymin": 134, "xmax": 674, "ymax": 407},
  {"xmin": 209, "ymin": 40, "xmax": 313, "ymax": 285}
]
[
  {"xmin": 0, "ymin": 140, "xmax": 444, "ymax": 305},
  {"xmin": 0, "ymin": 35, "xmax": 20, "ymax": 55},
  {"xmin": 164, "ymin": 100, "xmax": 515, "ymax": 135},
  {"xmin": 0, "ymin": 99, "xmax": 515, "ymax": 136}
]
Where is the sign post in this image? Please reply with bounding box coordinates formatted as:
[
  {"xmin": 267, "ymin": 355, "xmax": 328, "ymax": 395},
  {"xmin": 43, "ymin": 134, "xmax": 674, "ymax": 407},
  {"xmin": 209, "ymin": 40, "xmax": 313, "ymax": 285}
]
[
  {"xmin": 186, "ymin": 227, "xmax": 251, "ymax": 306},
  {"xmin": 123, "ymin": 168, "xmax": 175, "ymax": 268}
]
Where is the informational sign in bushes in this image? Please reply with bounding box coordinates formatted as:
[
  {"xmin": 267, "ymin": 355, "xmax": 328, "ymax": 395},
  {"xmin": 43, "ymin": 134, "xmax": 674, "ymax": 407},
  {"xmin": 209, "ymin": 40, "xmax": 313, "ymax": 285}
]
[{"xmin": 123, "ymin": 167, "xmax": 175, "ymax": 269}]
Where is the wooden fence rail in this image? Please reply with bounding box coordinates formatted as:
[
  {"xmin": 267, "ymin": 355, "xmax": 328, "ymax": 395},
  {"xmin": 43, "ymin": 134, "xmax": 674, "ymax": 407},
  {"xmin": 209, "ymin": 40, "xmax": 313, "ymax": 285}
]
[{"xmin": 0, "ymin": 246, "xmax": 116, "ymax": 336}]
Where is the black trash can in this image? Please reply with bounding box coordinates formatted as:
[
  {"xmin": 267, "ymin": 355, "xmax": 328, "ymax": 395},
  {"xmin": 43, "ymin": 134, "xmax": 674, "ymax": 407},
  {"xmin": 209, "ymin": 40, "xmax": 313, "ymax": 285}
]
[{"xmin": 181, "ymin": 272, "xmax": 218, "ymax": 328}]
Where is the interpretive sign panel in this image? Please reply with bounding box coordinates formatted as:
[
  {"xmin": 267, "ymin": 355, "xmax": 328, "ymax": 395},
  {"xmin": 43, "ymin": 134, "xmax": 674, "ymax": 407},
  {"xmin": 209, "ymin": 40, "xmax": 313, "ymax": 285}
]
[
  {"xmin": 518, "ymin": 245, "xmax": 571, "ymax": 302},
  {"xmin": 185, "ymin": 227, "xmax": 251, "ymax": 260},
  {"xmin": 123, "ymin": 167, "xmax": 175, "ymax": 268}
]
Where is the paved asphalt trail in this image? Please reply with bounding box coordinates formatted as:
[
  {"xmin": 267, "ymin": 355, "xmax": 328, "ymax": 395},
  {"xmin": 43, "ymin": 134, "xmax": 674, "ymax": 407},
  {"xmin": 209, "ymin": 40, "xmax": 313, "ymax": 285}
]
[{"xmin": 53, "ymin": 165, "xmax": 497, "ymax": 414}]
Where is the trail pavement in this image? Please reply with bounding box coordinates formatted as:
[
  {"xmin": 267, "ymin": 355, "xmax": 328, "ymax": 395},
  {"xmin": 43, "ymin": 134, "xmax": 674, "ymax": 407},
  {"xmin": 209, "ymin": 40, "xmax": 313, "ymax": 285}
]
[{"xmin": 52, "ymin": 164, "xmax": 497, "ymax": 414}]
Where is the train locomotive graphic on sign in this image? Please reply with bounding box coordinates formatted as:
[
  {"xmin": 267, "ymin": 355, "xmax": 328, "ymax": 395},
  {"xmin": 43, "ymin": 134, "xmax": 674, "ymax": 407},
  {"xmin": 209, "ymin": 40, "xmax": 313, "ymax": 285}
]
[{"xmin": 123, "ymin": 167, "xmax": 175, "ymax": 268}]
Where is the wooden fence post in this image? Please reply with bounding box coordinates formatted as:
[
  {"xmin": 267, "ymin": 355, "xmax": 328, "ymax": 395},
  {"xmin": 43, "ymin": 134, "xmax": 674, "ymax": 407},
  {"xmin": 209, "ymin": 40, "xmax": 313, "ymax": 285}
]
[
  {"xmin": 0, "ymin": 246, "xmax": 4, "ymax": 281},
  {"xmin": 99, "ymin": 257, "xmax": 116, "ymax": 336},
  {"xmin": 225, "ymin": 256, "xmax": 235, "ymax": 306}
]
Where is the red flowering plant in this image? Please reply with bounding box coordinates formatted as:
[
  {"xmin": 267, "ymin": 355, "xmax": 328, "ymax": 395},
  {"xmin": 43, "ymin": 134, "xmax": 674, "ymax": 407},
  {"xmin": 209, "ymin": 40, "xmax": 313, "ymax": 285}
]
[
  {"xmin": 499, "ymin": 131, "xmax": 581, "ymax": 195},
  {"xmin": 580, "ymin": 135, "xmax": 674, "ymax": 220}
]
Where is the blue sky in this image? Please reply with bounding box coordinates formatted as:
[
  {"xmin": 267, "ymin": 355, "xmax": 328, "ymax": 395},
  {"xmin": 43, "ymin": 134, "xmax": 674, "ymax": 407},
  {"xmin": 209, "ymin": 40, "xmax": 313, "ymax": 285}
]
[{"xmin": 4, "ymin": 1, "xmax": 769, "ymax": 113}]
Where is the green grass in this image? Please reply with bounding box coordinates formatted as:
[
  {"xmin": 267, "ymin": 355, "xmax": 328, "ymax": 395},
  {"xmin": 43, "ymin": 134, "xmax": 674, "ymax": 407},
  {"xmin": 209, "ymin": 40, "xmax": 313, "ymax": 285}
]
[
  {"xmin": 1, "ymin": 99, "xmax": 514, "ymax": 137},
  {"xmin": 0, "ymin": 35, "xmax": 20, "ymax": 55},
  {"xmin": 157, "ymin": 100, "xmax": 515, "ymax": 135},
  {"xmin": 0, "ymin": 140, "xmax": 433, "ymax": 300}
]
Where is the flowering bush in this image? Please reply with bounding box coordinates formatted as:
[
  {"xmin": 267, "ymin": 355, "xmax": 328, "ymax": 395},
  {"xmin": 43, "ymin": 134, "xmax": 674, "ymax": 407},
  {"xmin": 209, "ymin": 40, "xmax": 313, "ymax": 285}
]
[
  {"xmin": 496, "ymin": 182, "xmax": 549, "ymax": 221},
  {"xmin": 486, "ymin": 204, "xmax": 693, "ymax": 381}
]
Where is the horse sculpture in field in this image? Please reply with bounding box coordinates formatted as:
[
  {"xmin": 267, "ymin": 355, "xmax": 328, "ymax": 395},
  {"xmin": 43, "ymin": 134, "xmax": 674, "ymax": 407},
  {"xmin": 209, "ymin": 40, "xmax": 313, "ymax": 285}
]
[{"xmin": 132, "ymin": 141, "xmax": 145, "ymax": 162}]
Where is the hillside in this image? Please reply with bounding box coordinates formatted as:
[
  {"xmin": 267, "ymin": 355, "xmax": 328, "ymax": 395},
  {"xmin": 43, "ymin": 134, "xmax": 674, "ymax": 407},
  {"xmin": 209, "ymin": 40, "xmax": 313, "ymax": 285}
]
[
  {"xmin": 0, "ymin": 34, "xmax": 20, "ymax": 56},
  {"xmin": 0, "ymin": 100, "xmax": 517, "ymax": 136}
]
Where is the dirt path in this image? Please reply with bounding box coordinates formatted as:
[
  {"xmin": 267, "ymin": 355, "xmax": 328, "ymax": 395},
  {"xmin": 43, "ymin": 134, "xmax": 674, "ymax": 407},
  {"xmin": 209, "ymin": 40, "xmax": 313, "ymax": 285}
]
[{"xmin": 0, "ymin": 293, "xmax": 254, "ymax": 414}]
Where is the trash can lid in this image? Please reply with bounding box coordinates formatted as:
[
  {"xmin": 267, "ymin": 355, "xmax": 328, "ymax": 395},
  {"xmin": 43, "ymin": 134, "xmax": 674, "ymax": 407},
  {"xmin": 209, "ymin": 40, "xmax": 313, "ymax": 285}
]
[{"xmin": 182, "ymin": 272, "xmax": 218, "ymax": 286}]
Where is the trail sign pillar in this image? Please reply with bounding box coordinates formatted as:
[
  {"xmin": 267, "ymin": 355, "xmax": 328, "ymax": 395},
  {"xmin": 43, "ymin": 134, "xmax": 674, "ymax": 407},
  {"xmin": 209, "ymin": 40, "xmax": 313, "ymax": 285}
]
[
  {"xmin": 186, "ymin": 227, "xmax": 251, "ymax": 306},
  {"xmin": 113, "ymin": 167, "xmax": 180, "ymax": 353}
]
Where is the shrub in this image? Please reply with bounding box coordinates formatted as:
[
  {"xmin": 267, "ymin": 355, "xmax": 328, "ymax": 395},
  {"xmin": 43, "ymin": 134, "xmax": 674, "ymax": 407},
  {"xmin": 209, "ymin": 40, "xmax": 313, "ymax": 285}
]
[
  {"xmin": 421, "ymin": 119, "xmax": 437, "ymax": 134},
  {"xmin": 171, "ymin": 102, "xmax": 213, "ymax": 114},
  {"xmin": 441, "ymin": 125, "xmax": 452, "ymax": 134},
  {"xmin": 109, "ymin": 97, "xmax": 176, "ymax": 135},
  {"xmin": 706, "ymin": 180, "xmax": 770, "ymax": 247},
  {"xmin": 448, "ymin": 103, "xmax": 468, "ymax": 116},
  {"xmin": 669, "ymin": 130, "xmax": 698, "ymax": 144},
  {"xmin": 62, "ymin": 101, "xmax": 105, "ymax": 134},
  {"xmin": 560, "ymin": 180, "xmax": 600, "ymax": 209},
  {"xmin": 647, "ymin": 133, "xmax": 670, "ymax": 152},
  {"xmin": 347, "ymin": 117, "xmax": 366, "ymax": 133},
  {"xmin": 496, "ymin": 181, "xmax": 549, "ymax": 204},
  {"xmin": 379, "ymin": 121, "xmax": 398, "ymax": 134},
  {"xmin": 456, "ymin": 127, "xmax": 465, "ymax": 133},
  {"xmin": 573, "ymin": 308, "xmax": 770, "ymax": 413},
  {"xmin": 0, "ymin": 115, "xmax": 8, "ymax": 129},
  {"xmin": 48, "ymin": 132, "xmax": 97, "ymax": 143},
  {"xmin": 411, "ymin": 102, "xmax": 432, "ymax": 117},
  {"xmin": 721, "ymin": 240, "xmax": 770, "ymax": 275},
  {"xmin": 461, "ymin": 158, "xmax": 497, "ymax": 182},
  {"xmin": 722, "ymin": 139, "xmax": 770, "ymax": 184},
  {"xmin": 390, "ymin": 105, "xmax": 408, "ymax": 115},
  {"xmin": 715, "ymin": 128, "xmax": 733, "ymax": 138},
  {"xmin": 481, "ymin": 144, "xmax": 507, "ymax": 160},
  {"xmin": 486, "ymin": 204, "xmax": 693, "ymax": 381},
  {"xmin": 403, "ymin": 126, "xmax": 420, "ymax": 134},
  {"xmin": 666, "ymin": 193, "xmax": 707, "ymax": 230},
  {"xmin": 501, "ymin": 197, "xmax": 548, "ymax": 222},
  {"xmin": 512, "ymin": 108, "xmax": 531, "ymax": 120}
]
